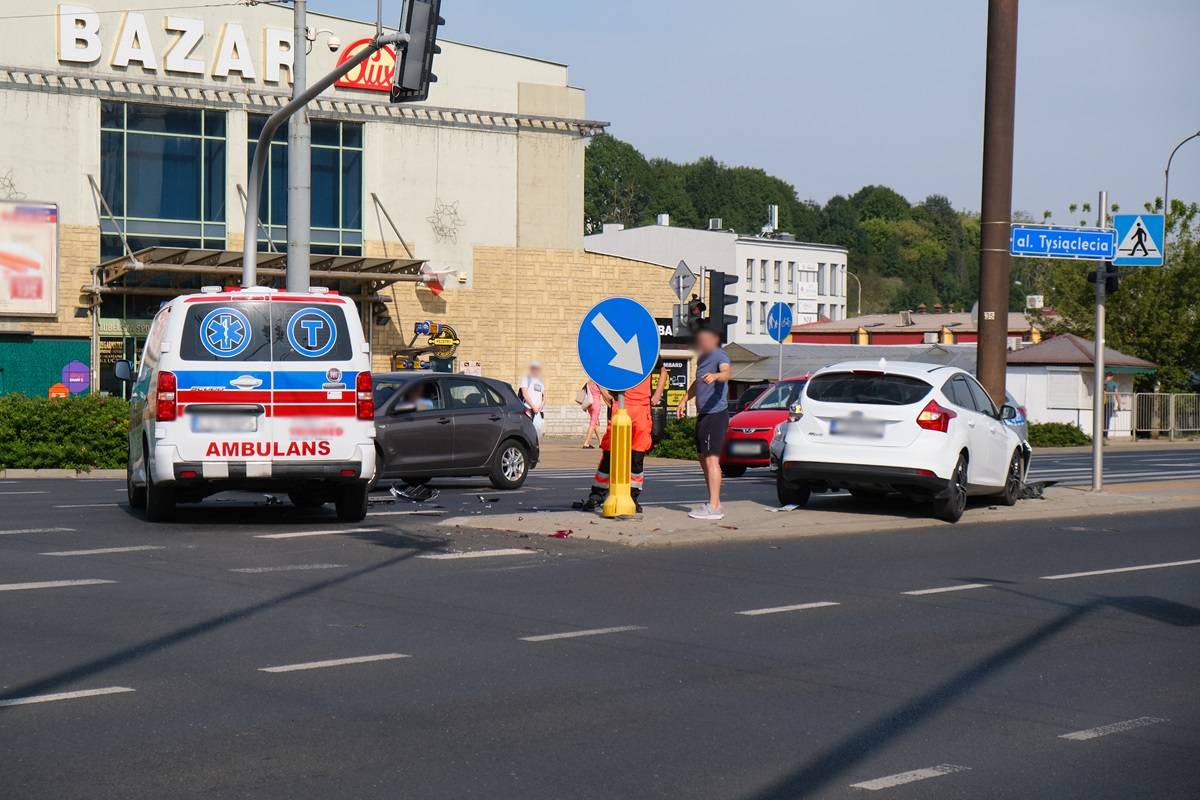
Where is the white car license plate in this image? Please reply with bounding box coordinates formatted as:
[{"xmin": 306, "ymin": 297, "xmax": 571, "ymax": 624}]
[
  {"xmin": 830, "ymin": 418, "xmax": 885, "ymax": 438},
  {"xmin": 190, "ymin": 414, "xmax": 258, "ymax": 434},
  {"xmin": 729, "ymin": 441, "xmax": 762, "ymax": 455}
]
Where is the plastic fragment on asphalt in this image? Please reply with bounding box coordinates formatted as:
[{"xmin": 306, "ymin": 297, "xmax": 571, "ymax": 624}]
[
  {"xmin": 769, "ymin": 504, "xmax": 800, "ymax": 512},
  {"xmin": 550, "ymin": 529, "xmax": 573, "ymax": 539},
  {"xmin": 478, "ymin": 495, "xmax": 501, "ymax": 503}
]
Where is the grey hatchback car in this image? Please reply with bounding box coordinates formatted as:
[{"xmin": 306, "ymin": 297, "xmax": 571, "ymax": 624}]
[{"xmin": 371, "ymin": 371, "xmax": 539, "ymax": 490}]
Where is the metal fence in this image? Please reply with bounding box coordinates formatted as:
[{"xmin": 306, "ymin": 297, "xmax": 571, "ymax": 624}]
[{"xmin": 1132, "ymin": 393, "xmax": 1200, "ymax": 440}]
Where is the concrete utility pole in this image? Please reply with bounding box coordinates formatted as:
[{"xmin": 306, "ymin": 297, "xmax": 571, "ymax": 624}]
[
  {"xmin": 1091, "ymin": 190, "xmax": 1107, "ymax": 492},
  {"xmin": 975, "ymin": 0, "xmax": 1019, "ymax": 406},
  {"xmin": 243, "ymin": 32, "xmax": 406, "ymax": 287},
  {"xmin": 287, "ymin": 0, "xmax": 311, "ymax": 292}
]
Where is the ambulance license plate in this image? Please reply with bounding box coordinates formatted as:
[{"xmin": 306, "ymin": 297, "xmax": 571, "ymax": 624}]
[{"xmin": 191, "ymin": 414, "xmax": 258, "ymax": 434}]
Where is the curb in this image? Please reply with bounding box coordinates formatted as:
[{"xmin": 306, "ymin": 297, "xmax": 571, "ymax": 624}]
[{"xmin": 0, "ymin": 469, "xmax": 124, "ymax": 479}]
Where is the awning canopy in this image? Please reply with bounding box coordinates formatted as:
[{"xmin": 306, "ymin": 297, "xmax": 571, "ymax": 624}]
[{"xmin": 90, "ymin": 247, "xmax": 426, "ymax": 299}]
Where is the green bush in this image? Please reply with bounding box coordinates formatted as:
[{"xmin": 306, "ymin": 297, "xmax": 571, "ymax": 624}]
[
  {"xmin": 650, "ymin": 415, "xmax": 698, "ymax": 460},
  {"xmin": 1028, "ymin": 422, "xmax": 1091, "ymax": 448},
  {"xmin": 0, "ymin": 394, "xmax": 130, "ymax": 470}
]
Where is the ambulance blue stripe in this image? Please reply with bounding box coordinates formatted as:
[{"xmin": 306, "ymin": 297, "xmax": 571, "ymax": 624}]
[{"xmin": 173, "ymin": 371, "xmax": 357, "ymax": 390}]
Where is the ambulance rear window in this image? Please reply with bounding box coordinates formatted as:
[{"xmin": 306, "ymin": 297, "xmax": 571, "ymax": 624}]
[{"xmin": 179, "ymin": 301, "xmax": 352, "ymax": 362}]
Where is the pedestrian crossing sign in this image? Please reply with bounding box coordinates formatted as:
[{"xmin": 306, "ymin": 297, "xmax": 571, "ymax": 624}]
[{"xmin": 1112, "ymin": 214, "xmax": 1164, "ymax": 266}]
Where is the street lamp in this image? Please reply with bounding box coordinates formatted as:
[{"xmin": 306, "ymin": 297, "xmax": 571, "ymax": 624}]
[
  {"xmin": 846, "ymin": 270, "xmax": 863, "ymax": 317},
  {"xmin": 1164, "ymin": 129, "xmax": 1200, "ymax": 225}
]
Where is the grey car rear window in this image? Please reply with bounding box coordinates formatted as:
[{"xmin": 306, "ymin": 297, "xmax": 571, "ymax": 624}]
[{"xmin": 806, "ymin": 372, "xmax": 932, "ymax": 406}]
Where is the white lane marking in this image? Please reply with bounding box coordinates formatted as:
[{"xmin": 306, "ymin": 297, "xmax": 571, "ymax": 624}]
[
  {"xmin": 255, "ymin": 527, "xmax": 379, "ymax": 540},
  {"xmin": 520, "ymin": 625, "xmax": 645, "ymax": 642},
  {"xmin": 850, "ymin": 764, "xmax": 970, "ymax": 791},
  {"xmin": 41, "ymin": 546, "xmax": 164, "ymax": 557},
  {"xmin": 0, "ymin": 527, "xmax": 76, "ymax": 536},
  {"xmin": 1042, "ymin": 558, "xmax": 1200, "ymax": 581},
  {"xmin": 902, "ymin": 583, "xmax": 992, "ymax": 596},
  {"xmin": 736, "ymin": 601, "xmax": 841, "ymax": 616},
  {"xmin": 54, "ymin": 503, "xmax": 119, "ymax": 508},
  {"xmin": 1059, "ymin": 716, "xmax": 1166, "ymax": 741},
  {"xmin": 0, "ymin": 579, "xmax": 115, "ymax": 592},
  {"xmin": 259, "ymin": 652, "xmax": 410, "ymax": 673},
  {"xmin": 0, "ymin": 491, "xmax": 48, "ymax": 495},
  {"xmin": 368, "ymin": 510, "xmax": 445, "ymax": 517},
  {"xmin": 0, "ymin": 686, "xmax": 135, "ymax": 708},
  {"xmin": 230, "ymin": 563, "xmax": 346, "ymax": 574},
  {"xmin": 418, "ymin": 548, "xmax": 537, "ymax": 560}
]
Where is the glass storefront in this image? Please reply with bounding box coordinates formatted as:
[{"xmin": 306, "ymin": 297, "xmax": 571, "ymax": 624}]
[{"xmin": 248, "ymin": 115, "xmax": 364, "ymax": 256}]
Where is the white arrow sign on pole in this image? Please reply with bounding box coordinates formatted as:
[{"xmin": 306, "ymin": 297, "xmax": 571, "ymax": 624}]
[{"xmin": 591, "ymin": 313, "xmax": 643, "ymax": 374}]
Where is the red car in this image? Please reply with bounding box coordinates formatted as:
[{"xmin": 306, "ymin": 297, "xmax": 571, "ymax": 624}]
[{"xmin": 720, "ymin": 375, "xmax": 810, "ymax": 477}]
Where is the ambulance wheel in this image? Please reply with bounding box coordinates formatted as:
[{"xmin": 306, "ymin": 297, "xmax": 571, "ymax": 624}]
[
  {"xmin": 127, "ymin": 460, "xmax": 146, "ymax": 509},
  {"xmin": 489, "ymin": 440, "xmax": 529, "ymax": 490},
  {"xmin": 288, "ymin": 492, "xmax": 326, "ymax": 509},
  {"xmin": 335, "ymin": 483, "xmax": 369, "ymax": 523},
  {"xmin": 144, "ymin": 472, "xmax": 175, "ymax": 523}
]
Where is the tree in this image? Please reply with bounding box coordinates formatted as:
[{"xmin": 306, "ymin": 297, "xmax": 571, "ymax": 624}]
[{"xmin": 583, "ymin": 134, "xmax": 653, "ymax": 233}]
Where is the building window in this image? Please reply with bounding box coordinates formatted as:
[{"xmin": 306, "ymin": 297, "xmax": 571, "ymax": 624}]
[
  {"xmin": 817, "ymin": 263, "xmax": 827, "ymax": 295},
  {"xmin": 745, "ymin": 258, "xmax": 754, "ymax": 291},
  {"xmin": 787, "ymin": 261, "xmax": 796, "ymax": 293},
  {"xmin": 818, "ymin": 303, "xmax": 827, "ymax": 319},
  {"xmin": 759, "ymin": 259, "xmax": 768, "ymax": 289},
  {"xmin": 773, "ymin": 260, "xmax": 782, "ymax": 292},
  {"xmin": 248, "ymin": 115, "xmax": 363, "ymax": 255},
  {"xmin": 100, "ymin": 101, "xmax": 226, "ymax": 259},
  {"xmin": 745, "ymin": 300, "xmax": 754, "ymax": 332},
  {"xmin": 759, "ymin": 301, "xmax": 768, "ymax": 334}
]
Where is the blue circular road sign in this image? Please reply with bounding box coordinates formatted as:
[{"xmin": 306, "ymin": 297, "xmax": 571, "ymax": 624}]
[
  {"xmin": 766, "ymin": 301, "xmax": 793, "ymax": 344},
  {"xmin": 577, "ymin": 297, "xmax": 661, "ymax": 392}
]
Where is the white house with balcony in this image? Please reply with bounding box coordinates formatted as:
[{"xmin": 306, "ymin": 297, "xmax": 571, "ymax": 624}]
[{"xmin": 584, "ymin": 215, "xmax": 848, "ymax": 344}]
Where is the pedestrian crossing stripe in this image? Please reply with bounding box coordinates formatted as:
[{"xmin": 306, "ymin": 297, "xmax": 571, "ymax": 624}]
[{"xmin": 1112, "ymin": 214, "xmax": 1164, "ymax": 266}]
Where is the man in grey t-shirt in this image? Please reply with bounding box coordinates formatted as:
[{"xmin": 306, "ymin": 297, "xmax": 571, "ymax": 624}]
[{"xmin": 677, "ymin": 322, "xmax": 731, "ymax": 520}]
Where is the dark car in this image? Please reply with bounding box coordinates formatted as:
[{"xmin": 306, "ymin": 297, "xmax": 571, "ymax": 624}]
[{"xmin": 371, "ymin": 371, "xmax": 539, "ymax": 490}]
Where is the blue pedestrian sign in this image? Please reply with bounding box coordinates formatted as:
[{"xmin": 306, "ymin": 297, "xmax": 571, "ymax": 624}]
[
  {"xmin": 1010, "ymin": 224, "xmax": 1115, "ymax": 261},
  {"xmin": 766, "ymin": 302, "xmax": 793, "ymax": 343},
  {"xmin": 1112, "ymin": 214, "xmax": 1165, "ymax": 266},
  {"xmin": 577, "ymin": 297, "xmax": 661, "ymax": 392}
]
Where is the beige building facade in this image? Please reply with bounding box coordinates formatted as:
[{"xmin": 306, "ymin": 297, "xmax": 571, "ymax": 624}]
[{"xmin": 0, "ymin": 1, "xmax": 675, "ymax": 432}]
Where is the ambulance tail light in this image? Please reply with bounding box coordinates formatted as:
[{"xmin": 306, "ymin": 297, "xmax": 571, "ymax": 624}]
[
  {"xmin": 356, "ymin": 371, "xmax": 374, "ymax": 420},
  {"xmin": 156, "ymin": 371, "xmax": 178, "ymax": 422}
]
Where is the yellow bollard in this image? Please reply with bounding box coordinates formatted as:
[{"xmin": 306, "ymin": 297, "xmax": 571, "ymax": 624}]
[{"xmin": 602, "ymin": 394, "xmax": 637, "ymax": 518}]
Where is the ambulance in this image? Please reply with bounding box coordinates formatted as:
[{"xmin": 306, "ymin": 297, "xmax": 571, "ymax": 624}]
[{"xmin": 116, "ymin": 286, "xmax": 377, "ymax": 522}]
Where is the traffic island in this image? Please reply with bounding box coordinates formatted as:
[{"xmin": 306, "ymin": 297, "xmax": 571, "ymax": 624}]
[{"xmin": 440, "ymin": 481, "xmax": 1200, "ymax": 548}]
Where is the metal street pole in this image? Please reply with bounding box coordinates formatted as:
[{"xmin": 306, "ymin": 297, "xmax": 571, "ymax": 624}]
[
  {"xmin": 287, "ymin": 0, "xmax": 311, "ymax": 292},
  {"xmin": 1164, "ymin": 129, "xmax": 1200, "ymax": 233},
  {"xmin": 847, "ymin": 270, "xmax": 862, "ymax": 317},
  {"xmin": 243, "ymin": 33, "xmax": 406, "ymax": 287},
  {"xmin": 975, "ymin": 0, "xmax": 1019, "ymax": 406},
  {"xmin": 1091, "ymin": 190, "xmax": 1107, "ymax": 492}
]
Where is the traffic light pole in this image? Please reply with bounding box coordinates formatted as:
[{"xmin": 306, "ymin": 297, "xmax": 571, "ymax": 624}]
[
  {"xmin": 243, "ymin": 32, "xmax": 407, "ymax": 287},
  {"xmin": 1091, "ymin": 190, "xmax": 1107, "ymax": 492},
  {"xmin": 287, "ymin": 0, "xmax": 311, "ymax": 292},
  {"xmin": 976, "ymin": 0, "xmax": 1019, "ymax": 406}
]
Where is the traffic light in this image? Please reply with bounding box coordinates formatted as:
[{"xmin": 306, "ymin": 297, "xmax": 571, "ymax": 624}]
[
  {"xmin": 1088, "ymin": 264, "xmax": 1120, "ymax": 296},
  {"xmin": 686, "ymin": 294, "xmax": 707, "ymax": 331},
  {"xmin": 707, "ymin": 272, "xmax": 739, "ymax": 343},
  {"xmin": 372, "ymin": 301, "xmax": 391, "ymax": 327},
  {"xmin": 392, "ymin": 0, "xmax": 444, "ymax": 103}
]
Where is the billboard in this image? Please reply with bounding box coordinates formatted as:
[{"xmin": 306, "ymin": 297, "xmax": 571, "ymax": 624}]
[{"xmin": 0, "ymin": 200, "xmax": 58, "ymax": 317}]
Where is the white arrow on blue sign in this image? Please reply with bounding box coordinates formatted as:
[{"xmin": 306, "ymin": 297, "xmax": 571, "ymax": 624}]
[
  {"xmin": 1010, "ymin": 224, "xmax": 1115, "ymax": 261},
  {"xmin": 577, "ymin": 297, "xmax": 661, "ymax": 392},
  {"xmin": 766, "ymin": 301, "xmax": 793, "ymax": 344}
]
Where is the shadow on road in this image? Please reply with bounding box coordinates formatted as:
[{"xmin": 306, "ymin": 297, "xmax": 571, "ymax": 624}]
[{"xmin": 0, "ymin": 544, "xmax": 441, "ymax": 705}]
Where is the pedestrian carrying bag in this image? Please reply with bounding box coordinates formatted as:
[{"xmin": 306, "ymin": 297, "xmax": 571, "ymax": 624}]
[{"xmin": 575, "ymin": 385, "xmax": 592, "ymax": 409}]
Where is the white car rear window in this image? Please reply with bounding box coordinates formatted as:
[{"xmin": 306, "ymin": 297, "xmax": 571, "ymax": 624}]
[{"xmin": 806, "ymin": 372, "xmax": 932, "ymax": 406}]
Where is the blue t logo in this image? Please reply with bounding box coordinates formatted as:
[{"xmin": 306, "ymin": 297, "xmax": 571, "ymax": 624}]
[{"xmin": 300, "ymin": 318, "xmax": 324, "ymax": 348}]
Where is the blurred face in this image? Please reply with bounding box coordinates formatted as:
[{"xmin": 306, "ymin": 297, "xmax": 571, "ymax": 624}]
[
  {"xmin": 530, "ymin": 365, "xmax": 542, "ymax": 379},
  {"xmin": 695, "ymin": 328, "xmax": 720, "ymax": 354}
]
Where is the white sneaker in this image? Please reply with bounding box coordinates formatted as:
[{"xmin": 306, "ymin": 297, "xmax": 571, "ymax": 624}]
[{"xmin": 688, "ymin": 504, "xmax": 725, "ymax": 520}]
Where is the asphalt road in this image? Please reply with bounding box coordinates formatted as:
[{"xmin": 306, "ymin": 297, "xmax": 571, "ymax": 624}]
[{"xmin": 1, "ymin": 475, "xmax": 1198, "ymax": 799}]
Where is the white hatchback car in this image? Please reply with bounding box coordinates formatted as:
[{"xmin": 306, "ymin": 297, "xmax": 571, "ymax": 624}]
[{"xmin": 775, "ymin": 360, "xmax": 1028, "ymax": 522}]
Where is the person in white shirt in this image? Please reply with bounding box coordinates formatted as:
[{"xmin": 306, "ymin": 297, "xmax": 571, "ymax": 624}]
[{"xmin": 519, "ymin": 361, "xmax": 547, "ymax": 441}]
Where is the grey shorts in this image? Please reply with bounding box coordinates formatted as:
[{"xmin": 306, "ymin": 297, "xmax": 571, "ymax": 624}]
[{"xmin": 695, "ymin": 411, "xmax": 729, "ymax": 456}]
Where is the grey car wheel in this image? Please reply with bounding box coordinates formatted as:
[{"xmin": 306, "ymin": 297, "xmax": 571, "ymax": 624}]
[{"xmin": 489, "ymin": 440, "xmax": 529, "ymax": 490}]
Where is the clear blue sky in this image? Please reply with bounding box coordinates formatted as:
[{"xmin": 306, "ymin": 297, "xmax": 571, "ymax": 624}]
[{"xmin": 314, "ymin": 0, "xmax": 1200, "ymax": 217}]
